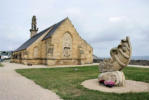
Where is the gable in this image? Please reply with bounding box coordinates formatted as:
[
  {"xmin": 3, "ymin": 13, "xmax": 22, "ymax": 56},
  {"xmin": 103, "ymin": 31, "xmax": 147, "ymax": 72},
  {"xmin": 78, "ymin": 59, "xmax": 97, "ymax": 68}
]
[{"xmin": 52, "ymin": 18, "xmax": 92, "ymax": 49}]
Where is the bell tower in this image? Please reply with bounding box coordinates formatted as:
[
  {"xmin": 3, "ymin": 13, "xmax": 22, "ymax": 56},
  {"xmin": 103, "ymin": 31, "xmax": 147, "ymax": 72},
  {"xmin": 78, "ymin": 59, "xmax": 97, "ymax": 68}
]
[{"xmin": 30, "ymin": 15, "xmax": 38, "ymax": 38}]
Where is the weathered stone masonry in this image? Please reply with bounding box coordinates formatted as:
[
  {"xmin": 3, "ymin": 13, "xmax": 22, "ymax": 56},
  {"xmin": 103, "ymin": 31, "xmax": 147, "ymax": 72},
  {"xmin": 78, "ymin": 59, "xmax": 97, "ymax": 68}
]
[{"xmin": 11, "ymin": 17, "xmax": 93, "ymax": 65}]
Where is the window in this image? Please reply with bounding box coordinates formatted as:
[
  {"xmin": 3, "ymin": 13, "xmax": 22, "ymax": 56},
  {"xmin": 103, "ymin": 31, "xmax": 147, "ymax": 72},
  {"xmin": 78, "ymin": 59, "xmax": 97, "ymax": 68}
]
[
  {"xmin": 24, "ymin": 51, "xmax": 28, "ymax": 55},
  {"xmin": 33, "ymin": 47, "xmax": 38, "ymax": 58},
  {"xmin": 19, "ymin": 53, "xmax": 22, "ymax": 59},
  {"xmin": 63, "ymin": 47, "xmax": 70, "ymax": 57},
  {"xmin": 80, "ymin": 50, "xmax": 84, "ymax": 54},
  {"xmin": 63, "ymin": 33, "xmax": 72, "ymax": 58},
  {"xmin": 48, "ymin": 47, "xmax": 53, "ymax": 56}
]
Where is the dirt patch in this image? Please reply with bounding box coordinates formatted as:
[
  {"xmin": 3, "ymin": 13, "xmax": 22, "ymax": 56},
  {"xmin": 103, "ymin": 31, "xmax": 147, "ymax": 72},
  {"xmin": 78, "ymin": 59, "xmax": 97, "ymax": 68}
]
[{"xmin": 81, "ymin": 79, "xmax": 149, "ymax": 93}]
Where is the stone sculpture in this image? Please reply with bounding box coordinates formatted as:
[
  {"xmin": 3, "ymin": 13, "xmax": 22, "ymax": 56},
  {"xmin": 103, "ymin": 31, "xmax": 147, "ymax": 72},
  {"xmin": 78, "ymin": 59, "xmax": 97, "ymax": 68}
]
[{"xmin": 98, "ymin": 36, "xmax": 132, "ymax": 87}]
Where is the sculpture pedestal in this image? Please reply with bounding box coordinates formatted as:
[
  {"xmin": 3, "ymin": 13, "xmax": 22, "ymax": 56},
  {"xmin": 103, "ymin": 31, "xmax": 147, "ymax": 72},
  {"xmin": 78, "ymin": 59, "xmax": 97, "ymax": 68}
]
[{"xmin": 98, "ymin": 71, "xmax": 125, "ymax": 87}]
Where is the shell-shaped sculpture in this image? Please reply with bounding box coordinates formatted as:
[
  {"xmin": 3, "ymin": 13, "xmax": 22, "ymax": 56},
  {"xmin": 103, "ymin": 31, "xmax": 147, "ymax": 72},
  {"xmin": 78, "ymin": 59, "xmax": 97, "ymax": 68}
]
[{"xmin": 99, "ymin": 36, "xmax": 132, "ymax": 72}]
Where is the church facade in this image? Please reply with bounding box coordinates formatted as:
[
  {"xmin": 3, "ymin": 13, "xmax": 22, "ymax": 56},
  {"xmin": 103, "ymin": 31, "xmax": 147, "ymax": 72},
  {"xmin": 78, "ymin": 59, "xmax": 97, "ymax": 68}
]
[{"xmin": 11, "ymin": 16, "xmax": 93, "ymax": 65}]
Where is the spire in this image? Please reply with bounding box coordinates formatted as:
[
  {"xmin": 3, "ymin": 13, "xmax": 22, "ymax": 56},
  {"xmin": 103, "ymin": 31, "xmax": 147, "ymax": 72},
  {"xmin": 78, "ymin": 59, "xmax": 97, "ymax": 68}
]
[{"xmin": 30, "ymin": 15, "xmax": 38, "ymax": 38}]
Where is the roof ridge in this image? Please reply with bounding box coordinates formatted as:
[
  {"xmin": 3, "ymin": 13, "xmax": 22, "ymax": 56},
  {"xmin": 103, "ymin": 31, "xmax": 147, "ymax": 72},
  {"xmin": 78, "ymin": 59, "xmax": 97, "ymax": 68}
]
[
  {"xmin": 42, "ymin": 17, "xmax": 67, "ymax": 40},
  {"xmin": 30, "ymin": 25, "xmax": 54, "ymax": 39}
]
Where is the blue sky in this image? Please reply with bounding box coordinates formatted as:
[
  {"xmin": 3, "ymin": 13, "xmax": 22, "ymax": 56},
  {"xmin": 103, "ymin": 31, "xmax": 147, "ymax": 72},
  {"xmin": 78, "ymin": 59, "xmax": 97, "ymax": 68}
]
[{"xmin": 0, "ymin": 0, "xmax": 149, "ymax": 57}]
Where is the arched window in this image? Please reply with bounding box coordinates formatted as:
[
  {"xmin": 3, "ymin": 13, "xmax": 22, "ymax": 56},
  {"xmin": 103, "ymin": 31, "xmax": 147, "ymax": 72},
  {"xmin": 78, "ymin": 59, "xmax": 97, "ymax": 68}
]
[
  {"xmin": 63, "ymin": 32, "xmax": 72, "ymax": 57},
  {"xmin": 33, "ymin": 47, "xmax": 38, "ymax": 58}
]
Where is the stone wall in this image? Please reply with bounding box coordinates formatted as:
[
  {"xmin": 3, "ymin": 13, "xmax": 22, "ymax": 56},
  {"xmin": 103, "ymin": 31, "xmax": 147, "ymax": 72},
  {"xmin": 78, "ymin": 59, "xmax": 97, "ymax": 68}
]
[
  {"xmin": 45, "ymin": 18, "xmax": 93, "ymax": 65},
  {"xmin": 129, "ymin": 60, "xmax": 149, "ymax": 66},
  {"xmin": 94, "ymin": 59, "xmax": 149, "ymax": 66}
]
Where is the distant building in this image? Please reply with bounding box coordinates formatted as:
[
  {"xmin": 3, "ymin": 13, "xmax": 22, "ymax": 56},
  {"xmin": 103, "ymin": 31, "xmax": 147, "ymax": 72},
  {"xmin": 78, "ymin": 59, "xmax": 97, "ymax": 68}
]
[{"xmin": 11, "ymin": 16, "xmax": 93, "ymax": 65}]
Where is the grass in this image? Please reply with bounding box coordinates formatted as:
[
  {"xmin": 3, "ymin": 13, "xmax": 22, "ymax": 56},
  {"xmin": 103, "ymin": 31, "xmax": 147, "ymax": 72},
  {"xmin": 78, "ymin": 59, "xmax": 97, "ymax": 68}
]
[
  {"xmin": 0, "ymin": 63, "xmax": 3, "ymax": 67},
  {"xmin": 16, "ymin": 66, "xmax": 149, "ymax": 100}
]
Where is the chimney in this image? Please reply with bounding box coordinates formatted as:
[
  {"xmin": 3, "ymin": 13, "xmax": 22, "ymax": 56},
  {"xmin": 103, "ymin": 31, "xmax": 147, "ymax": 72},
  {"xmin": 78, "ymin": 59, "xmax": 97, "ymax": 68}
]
[{"xmin": 30, "ymin": 15, "xmax": 38, "ymax": 38}]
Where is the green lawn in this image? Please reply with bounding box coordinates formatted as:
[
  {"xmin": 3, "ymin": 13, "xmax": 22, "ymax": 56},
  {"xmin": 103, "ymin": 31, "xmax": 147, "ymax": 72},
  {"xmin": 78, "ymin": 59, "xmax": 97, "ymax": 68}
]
[
  {"xmin": 0, "ymin": 63, "xmax": 3, "ymax": 67},
  {"xmin": 16, "ymin": 66, "xmax": 149, "ymax": 100}
]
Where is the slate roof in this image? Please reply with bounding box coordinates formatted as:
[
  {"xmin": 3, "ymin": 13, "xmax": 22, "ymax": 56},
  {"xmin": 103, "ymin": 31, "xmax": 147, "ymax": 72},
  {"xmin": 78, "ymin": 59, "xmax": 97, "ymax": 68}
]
[
  {"xmin": 42, "ymin": 18, "xmax": 66, "ymax": 40},
  {"xmin": 15, "ymin": 18, "xmax": 66, "ymax": 52}
]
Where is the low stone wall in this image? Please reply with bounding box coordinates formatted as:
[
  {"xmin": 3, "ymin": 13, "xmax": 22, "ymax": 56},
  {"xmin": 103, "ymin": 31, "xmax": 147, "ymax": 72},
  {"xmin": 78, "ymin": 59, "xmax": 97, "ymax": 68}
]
[
  {"xmin": 11, "ymin": 58, "xmax": 87, "ymax": 66},
  {"xmin": 129, "ymin": 60, "xmax": 149, "ymax": 66},
  {"xmin": 94, "ymin": 59, "xmax": 149, "ymax": 66},
  {"xmin": 93, "ymin": 59, "xmax": 103, "ymax": 63}
]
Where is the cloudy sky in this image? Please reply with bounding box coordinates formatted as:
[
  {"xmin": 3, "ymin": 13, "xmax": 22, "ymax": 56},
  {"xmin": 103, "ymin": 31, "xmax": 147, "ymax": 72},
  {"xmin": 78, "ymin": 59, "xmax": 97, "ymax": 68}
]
[{"xmin": 0, "ymin": 0, "xmax": 149, "ymax": 57}]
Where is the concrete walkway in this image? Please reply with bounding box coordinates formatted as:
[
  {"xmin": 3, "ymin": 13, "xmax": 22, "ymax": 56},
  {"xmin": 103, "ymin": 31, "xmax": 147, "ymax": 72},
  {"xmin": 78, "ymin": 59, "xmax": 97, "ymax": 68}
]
[
  {"xmin": 0, "ymin": 62, "xmax": 99, "ymax": 100},
  {"xmin": 0, "ymin": 62, "xmax": 62, "ymax": 100}
]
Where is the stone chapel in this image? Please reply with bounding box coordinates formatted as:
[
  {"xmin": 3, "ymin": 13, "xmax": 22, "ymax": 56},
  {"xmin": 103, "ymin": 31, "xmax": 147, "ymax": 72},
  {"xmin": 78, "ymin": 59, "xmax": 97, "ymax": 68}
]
[{"xmin": 11, "ymin": 16, "xmax": 93, "ymax": 65}]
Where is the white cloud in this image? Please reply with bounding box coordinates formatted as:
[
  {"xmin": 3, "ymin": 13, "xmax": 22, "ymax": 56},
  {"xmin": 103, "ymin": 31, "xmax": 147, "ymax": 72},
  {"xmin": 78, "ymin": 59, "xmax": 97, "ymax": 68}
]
[
  {"xmin": 64, "ymin": 8, "xmax": 82, "ymax": 16},
  {"xmin": 0, "ymin": 0, "xmax": 149, "ymax": 57},
  {"xmin": 109, "ymin": 16, "xmax": 127, "ymax": 23}
]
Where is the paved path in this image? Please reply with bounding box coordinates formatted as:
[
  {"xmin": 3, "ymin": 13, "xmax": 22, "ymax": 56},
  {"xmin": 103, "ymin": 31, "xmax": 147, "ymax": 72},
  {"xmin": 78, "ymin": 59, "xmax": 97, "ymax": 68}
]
[
  {"xmin": 0, "ymin": 62, "xmax": 98, "ymax": 100},
  {"xmin": 0, "ymin": 62, "xmax": 62, "ymax": 100}
]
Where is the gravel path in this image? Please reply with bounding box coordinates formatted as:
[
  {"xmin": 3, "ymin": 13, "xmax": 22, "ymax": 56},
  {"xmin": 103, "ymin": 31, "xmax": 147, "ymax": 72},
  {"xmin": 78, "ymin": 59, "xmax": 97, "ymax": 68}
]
[
  {"xmin": 0, "ymin": 62, "xmax": 62, "ymax": 100},
  {"xmin": 82, "ymin": 79, "xmax": 149, "ymax": 93}
]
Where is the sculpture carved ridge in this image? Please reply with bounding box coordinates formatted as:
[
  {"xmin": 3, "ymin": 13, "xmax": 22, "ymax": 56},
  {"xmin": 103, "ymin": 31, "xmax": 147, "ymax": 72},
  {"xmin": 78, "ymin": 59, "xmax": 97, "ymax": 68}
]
[{"xmin": 100, "ymin": 36, "xmax": 132, "ymax": 73}]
